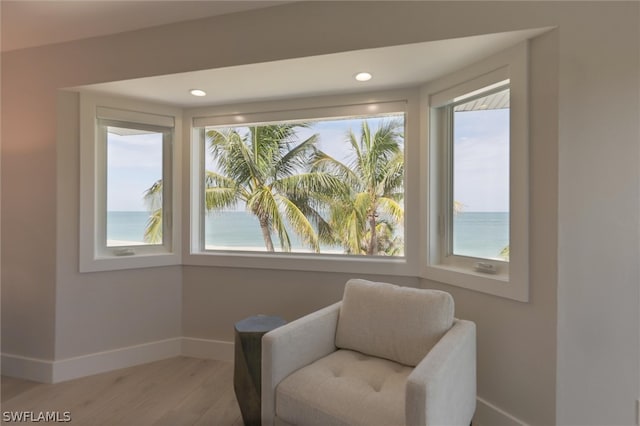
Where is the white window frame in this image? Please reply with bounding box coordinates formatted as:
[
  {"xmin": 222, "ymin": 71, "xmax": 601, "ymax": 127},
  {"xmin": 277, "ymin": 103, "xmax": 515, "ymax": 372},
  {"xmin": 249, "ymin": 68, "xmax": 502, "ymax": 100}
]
[
  {"xmin": 79, "ymin": 93, "xmax": 182, "ymax": 272},
  {"xmin": 421, "ymin": 41, "xmax": 529, "ymax": 302},
  {"xmin": 184, "ymin": 90, "xmax": 420, "ymax": 276}
]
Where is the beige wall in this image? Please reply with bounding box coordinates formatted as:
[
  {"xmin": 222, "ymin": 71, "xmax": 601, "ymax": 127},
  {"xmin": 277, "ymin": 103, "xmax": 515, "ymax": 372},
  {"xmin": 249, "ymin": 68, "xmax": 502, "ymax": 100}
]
[
  {"xmin": 424, "ymin": 28, "xmax": 559, "ymax": 424},
  {"xmin": 54, "ymin": 91, "xmax": 183, "ymax": 359},
  {"xmin": 182, "ymin": 267, "xmax": 418, "ymax": 343},
  {"xmin": 2, "ymin": 54, "xmax": 58, "ymax": 359},
  {"xmin": 555, "ymin": 3, "xmax": 639, "ymax": 424},
  {"xmin": 1, "ymin": 2, "xmax": 638, "ymax": 425}
]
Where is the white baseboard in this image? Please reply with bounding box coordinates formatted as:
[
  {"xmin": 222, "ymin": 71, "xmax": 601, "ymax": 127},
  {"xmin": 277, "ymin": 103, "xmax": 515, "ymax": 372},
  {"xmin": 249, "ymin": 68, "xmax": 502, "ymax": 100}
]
[
  {"xmin": 3, "ymin": 338, "xmax": 181, "ymax": 383},
  {"xmin": 51, "ymin": 338, "xmax": 182, "ymax": 383},
  {"xmin": 181, "ymin": 337, "xmax": 234, "ymax": 362},
  {"xmin": 1, "ymin": 337, "xmax": 233, "ymax": 384},
  {"xmin": 1, "ymin": 353, "xmax": 55, "ymax": 383},
  {"xmin": 473, "ymin": 397, "xmax": 527, "ymax": 426}
]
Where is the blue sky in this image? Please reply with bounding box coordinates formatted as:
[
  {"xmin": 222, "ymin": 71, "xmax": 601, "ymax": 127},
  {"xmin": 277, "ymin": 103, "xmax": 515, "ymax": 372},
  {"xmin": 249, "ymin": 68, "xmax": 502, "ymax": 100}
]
[
  {"xmin": 453, "ymin": 108, "xmax": 509, "ymax": 212},
  {"xmin": 107, "ymin": 131, "xmax": 163, "ymax": 211},
  {"xmin": 107, "ymin": 111, "xmax": 508, "ymax": 213},
  {"xmin": 204, "ymin": 115, "xmax": 402, "ymax": 174}
]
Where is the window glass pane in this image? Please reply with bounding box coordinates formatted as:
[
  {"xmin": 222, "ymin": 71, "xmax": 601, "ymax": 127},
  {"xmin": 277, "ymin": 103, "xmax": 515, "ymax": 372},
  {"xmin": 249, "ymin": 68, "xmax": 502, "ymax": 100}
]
[
  {"xmin": 452, "ymin": 88, "xmax": 509, "ymax": 260},
  {"xmin": 202, "ymin": 114, "xmax": 405, "ymax": 256},
  {"xmin": 106, "ymin": 126, "xmax": 163, "ymax": 247}
]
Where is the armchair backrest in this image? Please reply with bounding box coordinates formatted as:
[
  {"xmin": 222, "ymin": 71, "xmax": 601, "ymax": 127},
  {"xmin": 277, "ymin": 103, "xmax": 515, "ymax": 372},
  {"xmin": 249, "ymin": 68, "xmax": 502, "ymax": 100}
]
[{"xmin": 335, "ymin": 279, "xmax": 454, "ymax": 366}]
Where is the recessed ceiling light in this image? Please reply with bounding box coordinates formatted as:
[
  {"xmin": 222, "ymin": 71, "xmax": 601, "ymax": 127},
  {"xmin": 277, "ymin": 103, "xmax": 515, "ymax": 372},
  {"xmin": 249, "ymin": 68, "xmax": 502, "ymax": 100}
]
[
  {"xmin": 190, "ymin": 89, "xmax": 207, "ymax": 97},
  {"xmin": 354, "ymin": 72, "xmax": 372, "ymax": 82}
]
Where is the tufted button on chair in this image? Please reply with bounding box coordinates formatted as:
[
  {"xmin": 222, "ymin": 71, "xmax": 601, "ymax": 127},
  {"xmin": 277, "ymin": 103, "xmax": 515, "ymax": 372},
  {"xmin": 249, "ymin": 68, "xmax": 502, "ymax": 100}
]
[{"xmin": 261, "ymin": 279, "xmax": 476, "ymax": 426}]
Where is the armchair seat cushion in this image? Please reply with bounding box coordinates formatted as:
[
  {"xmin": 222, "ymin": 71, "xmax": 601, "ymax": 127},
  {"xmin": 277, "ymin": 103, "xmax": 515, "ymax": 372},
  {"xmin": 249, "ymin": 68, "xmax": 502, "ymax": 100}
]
[{"xmin": 275, "ymin": 349, "xmax": 412, "ymax": 426}]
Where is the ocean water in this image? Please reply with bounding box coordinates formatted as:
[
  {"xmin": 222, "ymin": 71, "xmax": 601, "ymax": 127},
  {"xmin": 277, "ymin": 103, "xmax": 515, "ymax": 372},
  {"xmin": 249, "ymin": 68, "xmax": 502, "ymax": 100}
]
[
  {"xmin": 453, "ymin": 212, "xmax": 509, "ymax": 260},
  {"xmin": 106, "ymin": 211, "xmax": 338, "ymax": 250},
  {"xmin": 107, "ymin": 211, "xmax": 151, "ymax": 243},
  {"xmin": 203, "ymin": 211, "xmax": 345, "ymax": 251},
  {"xmin": 107, "ymin": 211, "xmax": 509, "ymax": 258}
]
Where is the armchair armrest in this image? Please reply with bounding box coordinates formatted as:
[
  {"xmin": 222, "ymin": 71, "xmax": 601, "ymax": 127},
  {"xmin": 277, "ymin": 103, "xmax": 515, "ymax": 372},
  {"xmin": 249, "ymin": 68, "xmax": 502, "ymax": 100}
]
[
  {"xmin": 406, "ymin": 319, "xmax": 477, "ymax": 426},
  {"xmin": 261, "ymin": 301, "xmax": 341, "ymax": 425}
]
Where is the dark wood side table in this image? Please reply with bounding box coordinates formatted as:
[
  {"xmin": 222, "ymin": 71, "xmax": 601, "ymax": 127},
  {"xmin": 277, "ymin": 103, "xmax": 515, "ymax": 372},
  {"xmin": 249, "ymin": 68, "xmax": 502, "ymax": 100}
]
[{"xmin": 234, "ymin": 315, "xmax": 286, "ymax": 426}]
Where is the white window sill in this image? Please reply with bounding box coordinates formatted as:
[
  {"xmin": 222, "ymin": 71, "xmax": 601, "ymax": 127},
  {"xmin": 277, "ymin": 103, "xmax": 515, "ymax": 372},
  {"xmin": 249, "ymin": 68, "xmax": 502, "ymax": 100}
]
[
  {"xmin": 422, "ymin": 263, "xmax": 528, "ymax": 302},
  {"xmin": 80, "ymin": 252, "xmax": 181, "ymax": 273},
  {"xmin": 183, "ymin": 250, "xmax": 417, "ymax": 277}
]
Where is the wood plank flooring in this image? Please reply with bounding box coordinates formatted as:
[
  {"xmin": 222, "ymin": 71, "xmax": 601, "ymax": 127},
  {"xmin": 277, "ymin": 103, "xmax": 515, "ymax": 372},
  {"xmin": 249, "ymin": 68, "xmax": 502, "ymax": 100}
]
[{"xmin": 1, "ymin": 357, "xmax": 243, "ymax": 425}]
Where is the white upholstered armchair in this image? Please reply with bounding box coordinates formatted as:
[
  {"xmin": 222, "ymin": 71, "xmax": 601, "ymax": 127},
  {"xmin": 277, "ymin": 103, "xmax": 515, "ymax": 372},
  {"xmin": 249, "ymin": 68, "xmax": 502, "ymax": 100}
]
[{"xmin": 261, "ymin": 279, "xmax": 476, "ymax": 426}]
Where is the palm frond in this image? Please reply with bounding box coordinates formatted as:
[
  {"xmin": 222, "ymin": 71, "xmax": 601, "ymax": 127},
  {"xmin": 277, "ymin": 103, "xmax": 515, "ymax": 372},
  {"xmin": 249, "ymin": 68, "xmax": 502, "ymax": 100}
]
[
  {"xmin": 204, "ymin": 170, "xmax": 245, "ymax": 211},
  {"xmin": 207, "ymin": 127, "xmax": 263, "ymax": 185},
  {"xmin": 144, "ymin": 208, "xmax": 163, "ymax": 244},
  {"xmin": 376, "ymin": 197, "xmax": 404, "ymax": 223},
  {"xmin": 205, "ymin": 187, "xmax": 241, "ymax": 211},
  {"xmin": 273, "ymin": 172, "xmax": 348, "ymax": 200},
  {"xmin": 274, "ymin": 134, "xmax": 319, "ymax": 179},
  {"xmin": 379, "ymin": 151, "xmax": 405, "ymax": 195},
  {"xmin": 143, "ymin": 179, "xmax": 163, "ymax": 212},
  {"xmin": 345, "ymin": 210, "xmax": 365, "ymax": 254},
  {"xmin": 310, "ymin": 150, "xmax": 360, "ymax": 189},
  {"xmin": 277, "ymin": 196, "xmax": 320, "ymax": 252}
]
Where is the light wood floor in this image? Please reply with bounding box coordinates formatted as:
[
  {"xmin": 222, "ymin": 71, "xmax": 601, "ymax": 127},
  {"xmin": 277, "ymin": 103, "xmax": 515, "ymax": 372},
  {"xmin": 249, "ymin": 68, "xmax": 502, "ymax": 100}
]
[{"xmin": 1, "ymin": 357, "xmax": 243, "ymax": 425}]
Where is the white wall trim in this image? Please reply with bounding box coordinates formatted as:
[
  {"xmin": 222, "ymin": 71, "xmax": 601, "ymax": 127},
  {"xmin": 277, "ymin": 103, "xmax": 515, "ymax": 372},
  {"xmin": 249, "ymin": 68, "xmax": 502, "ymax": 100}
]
[
  {"xmin": 181, "ymin": 337, "xmax": 234, "ymax": 362},
  {"xmin": 2, "ymin": 338, "xmax": 181, "ymax": 383},
  {"xmin": 2, "ymin": 337, "xmax": 234, "ymax": 384},
  {"xmin": 51, "ymin": 338, "xmax": 182, "ymax": 383},
  {"xmin": 473, "ymin": 396, "xmax": 527, "ymax": 426},
  {"xmin": 1, "ymin": 353, "xmax": 55, "ymax": 383}
]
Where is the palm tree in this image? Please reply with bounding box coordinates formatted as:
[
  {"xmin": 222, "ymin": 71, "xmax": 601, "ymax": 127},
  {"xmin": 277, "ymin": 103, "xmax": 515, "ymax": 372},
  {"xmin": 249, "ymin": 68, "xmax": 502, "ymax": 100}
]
[
  {"xmin": 143, "ymin": 179, "xmax": 163, "ymax": 244},
  {"xmin": 205, "ymin": 124, "xmax": 345, "ymax": 252},
  {"xmin": 499, "ymin": 245, "xmax": 510, "ymax": 261},
  {"xmin": 454, "ymin": 201, "xmax": 464, "ymax": 215},
  {"xmin": 312, "ymin": 119, "xmax": 404, "ymax": 255},
  {"xmin": 365, "ymin": 219, "xmax": 403, "ymax": 256}
]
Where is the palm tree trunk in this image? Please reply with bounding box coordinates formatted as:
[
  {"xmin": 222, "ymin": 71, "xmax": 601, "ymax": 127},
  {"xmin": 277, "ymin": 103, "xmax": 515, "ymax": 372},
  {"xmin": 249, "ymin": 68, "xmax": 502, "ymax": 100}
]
[
  {"xmin": 259, "ymin": 217, "xmax": 275, "ymax": 251},
  {"xmin": 367, "ymin": 213, "xmax": 377, "ymax": 255}
]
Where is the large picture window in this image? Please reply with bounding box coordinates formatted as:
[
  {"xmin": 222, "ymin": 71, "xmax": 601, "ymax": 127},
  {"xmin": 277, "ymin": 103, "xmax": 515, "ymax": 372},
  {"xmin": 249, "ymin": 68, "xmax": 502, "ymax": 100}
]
[
  {"xmin": 186, "ymin": 95, "xmax": 418, "ymax": 275},
  {"xmin": 198, "ymin": 113, "xmax": 405, "ymax": 257}
]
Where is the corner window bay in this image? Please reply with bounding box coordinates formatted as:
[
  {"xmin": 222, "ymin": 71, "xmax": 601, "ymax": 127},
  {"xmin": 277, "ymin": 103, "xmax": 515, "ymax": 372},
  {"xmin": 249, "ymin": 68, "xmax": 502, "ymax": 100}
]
[{"xmin": 196, "ymin": 113, "xmax": 406, "ymax": 257}]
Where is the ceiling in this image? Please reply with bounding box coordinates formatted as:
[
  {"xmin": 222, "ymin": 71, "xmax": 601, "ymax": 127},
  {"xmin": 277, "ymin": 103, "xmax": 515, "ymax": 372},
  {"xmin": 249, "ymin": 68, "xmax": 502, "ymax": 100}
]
[
  {"xmin": 1, "ymin": 1, "xmax": 549, "ymax": 108},
  {"xmin": 79, "ymin": 28, "xmax": 548, "ymax": 108},
  {"xmin": 1, "ymin": 1, "xmax": 291, "ymax": 52}
]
